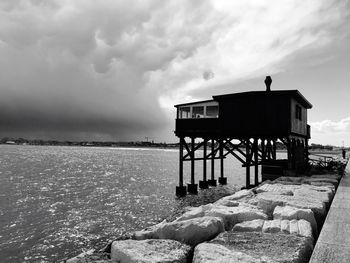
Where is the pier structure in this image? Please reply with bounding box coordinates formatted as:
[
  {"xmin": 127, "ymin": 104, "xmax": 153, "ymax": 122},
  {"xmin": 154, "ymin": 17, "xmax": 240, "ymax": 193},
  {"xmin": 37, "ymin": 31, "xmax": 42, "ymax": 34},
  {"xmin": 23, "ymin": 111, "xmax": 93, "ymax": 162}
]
[{"xmin": 174, "ymin": 77, "xmax": 312, "ymax": 196}]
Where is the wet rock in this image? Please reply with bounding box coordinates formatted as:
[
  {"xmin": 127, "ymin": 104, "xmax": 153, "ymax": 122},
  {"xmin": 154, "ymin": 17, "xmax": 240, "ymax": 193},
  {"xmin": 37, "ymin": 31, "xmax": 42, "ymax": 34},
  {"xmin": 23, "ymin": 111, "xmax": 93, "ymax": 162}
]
[
  {"xmin": 280, "ymin": 219, "xmax": 290, "ymax": 234},
  {"xmin": 289, "ymin": 219, "xmax": 299, "ymax": 235},
  {"xmin": 111, "ymin": 239, "xmax": 191, "ymax": 263},
  {"xmin": 248, "ymin": 191, "xmax": 327, "ymax": 224},
  {"xmin": 256, "ymin": 183, "xmax": 295, "ymax": 196},
  {"xmin": 134, "ymin": 216, "xmax": 225, "ymax": 246},
  {"xmin": 214, "ymin": 189, "xmax": 255, "ymax": 203},
  {"xmin": 65, "ymin": 250, "xmax": 99, "ymax": 263},
  {"xmin": 262, "ymin": 219, "xmax": 281, "ymax": 233},
  {"xmin": 133, "ymin": 220, "xmax": 167, "ymax": 240},
  {"xmin": 232, "ymin": 219, "xmax": 265, "ymax": 232},
  {"xmin": 303, "ymin": 177, "xmax": 338, "ymax": 187},
  {"xmin": 310, "ymin": 173, "xmax": 342, "ymax": 181},
  {"xmin": 193, "ymin": 243, "xmax": 260, "ymax": 263},
  {"xmin": 232, "ymin": 219, "xmax": 313, "ymax": 241},
  {"xmin": 273, "ymin": 205, "xmax": 318, "ymax": 235},
  {"xmin": 297, "ymin": 219, "xmax": 313, "ymax": 239},
  {"xmin": 246, "ymin": 191, "xmax": 285, "ymax": 217},
  {"xmin": 273, "ymin": 176, "xmax": 304, "ymax": 185},
  {"xmin": 206, "ymin": 231, "xmax": 313, "ymax": 263},
  {"xmin": 175, "ymin": 204, "xmax": 267, "ymax": 231}
]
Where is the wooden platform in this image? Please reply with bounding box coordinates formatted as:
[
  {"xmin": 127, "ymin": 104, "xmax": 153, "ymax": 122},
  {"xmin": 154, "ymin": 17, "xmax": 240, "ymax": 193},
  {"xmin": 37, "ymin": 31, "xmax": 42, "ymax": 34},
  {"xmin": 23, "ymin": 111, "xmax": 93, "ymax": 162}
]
[{"xmin": 309, "ymin": 160, "xmax": 350, "ymax": 263}]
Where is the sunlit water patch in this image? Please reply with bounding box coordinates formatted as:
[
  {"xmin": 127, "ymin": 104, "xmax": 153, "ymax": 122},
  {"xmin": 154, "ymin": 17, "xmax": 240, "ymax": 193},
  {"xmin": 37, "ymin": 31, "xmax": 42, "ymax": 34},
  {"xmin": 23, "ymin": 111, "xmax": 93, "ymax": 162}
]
[{"xmin": 0, "ymin": 145, "xmax": 285, "ymax": 262}]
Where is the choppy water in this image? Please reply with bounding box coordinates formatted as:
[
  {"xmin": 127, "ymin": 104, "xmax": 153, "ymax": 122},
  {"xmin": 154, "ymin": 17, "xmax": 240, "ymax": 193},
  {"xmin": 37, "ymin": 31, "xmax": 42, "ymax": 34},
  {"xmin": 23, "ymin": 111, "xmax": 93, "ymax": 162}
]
[{"xmin": 0, "ymin": 145, "xmax": 260, "ymax": 262}]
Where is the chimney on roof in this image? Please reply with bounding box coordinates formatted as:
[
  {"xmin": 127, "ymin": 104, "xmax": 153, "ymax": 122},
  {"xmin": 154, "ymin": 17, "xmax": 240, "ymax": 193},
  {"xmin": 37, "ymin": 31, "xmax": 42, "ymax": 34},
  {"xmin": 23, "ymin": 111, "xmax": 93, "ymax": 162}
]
[{"xmin": 264, "ymin": 76, "xmax": 272, "ymax": 91}]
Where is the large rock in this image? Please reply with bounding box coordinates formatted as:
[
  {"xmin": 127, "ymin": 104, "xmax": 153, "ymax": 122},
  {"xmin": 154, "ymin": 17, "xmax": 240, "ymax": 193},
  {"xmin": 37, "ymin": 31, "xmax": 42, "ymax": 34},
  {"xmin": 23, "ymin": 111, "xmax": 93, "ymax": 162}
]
[
  {"xmin": 310, "ymin": 174, "xmax": 342, "ymax": 181},
  {"xmin": 232, "ymin": 219, "xmax": 313, "ymax": 240},
  {"xmin": 273, "ymin": 205, "xmax": 318, "ymax": 235},
  {"xmin": 111, "ymin": 239, "xmax": 191, "ymax": 263},
  {"xmin": 247, "ymin": 191, "xmax": 327, "ymax": 224},
  {"xmin": 134, "ymin": 216, "xmax": 225, "ymax": 246},
  {"xmin": 256, "ymin": 183, "xmax": 295, "ymax": 196},
  {"xmin": 193, "ymin": 243, "xmax": 261, "ymax": 263},
  {"xmin": 256, "ymin": 183, "xmax": 334, "ymax": 202},
  {"xmin": 262, "ymin": 219, "xmax": 281, "ymax": 233},
  {"xmin": 204, "ymin": 231, "xmax": 313, "ymax": 263},
  {"xmin": 273, "ymin": 176, "xmax": 304, "ymax": 185},
  {"xmin": 214, "ymin": 189, "xmax": 255, "ymax": 203},
  {"xmin": 232, "ymin": 219, "xmax": 265, "ymax": 232},
  {"xmin": 246, "ymin": 191, "xmax": 285, "ymax": 217},
  {"xmin": 303, "ymin": 177, "xmax": 338, "ymax": 187},
  {"xmin": 175, "ymin": 203, "xmax": 267, "ymax": 231}
]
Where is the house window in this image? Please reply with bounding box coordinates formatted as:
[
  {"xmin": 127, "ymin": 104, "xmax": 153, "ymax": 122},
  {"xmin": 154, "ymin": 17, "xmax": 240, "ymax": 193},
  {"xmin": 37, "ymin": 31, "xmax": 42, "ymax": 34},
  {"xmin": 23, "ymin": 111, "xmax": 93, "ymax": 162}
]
[
  {"xmin": 192, "ymin": 106, "xmax": 204, "ymax": 118},
  {"xmin": 206, "ymin": 106, "xmax": 219, "ymax": 118},
  {"xmin": 179, "ymin": 107, "xmax": 191, "ymax": 119},
  {"xmin": 295, "ymin": 105, "xmax": 302, "ymax": 120}
]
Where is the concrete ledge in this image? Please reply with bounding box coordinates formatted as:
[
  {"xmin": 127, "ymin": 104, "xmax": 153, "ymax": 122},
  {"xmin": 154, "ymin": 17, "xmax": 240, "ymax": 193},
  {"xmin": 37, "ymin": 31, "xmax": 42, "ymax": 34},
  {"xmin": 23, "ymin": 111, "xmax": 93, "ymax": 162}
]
[{"xmin": 309, "ymin": 158, "xmax": 350, "ymax": 263}]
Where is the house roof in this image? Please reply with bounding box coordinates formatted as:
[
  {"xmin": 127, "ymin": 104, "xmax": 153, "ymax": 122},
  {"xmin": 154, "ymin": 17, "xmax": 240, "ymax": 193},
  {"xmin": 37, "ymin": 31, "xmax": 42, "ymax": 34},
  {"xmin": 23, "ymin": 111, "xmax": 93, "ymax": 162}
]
[
  {"xmin": 175, "ymin": 90, "xmax": 312, "ymax": 109},
  {"xmin": 174, "ymin": 99, "xmax": 216, "ymax": 108},
  {"xmin": 212, "ymin": 90, "xmax": 312, "ymax": 109}
]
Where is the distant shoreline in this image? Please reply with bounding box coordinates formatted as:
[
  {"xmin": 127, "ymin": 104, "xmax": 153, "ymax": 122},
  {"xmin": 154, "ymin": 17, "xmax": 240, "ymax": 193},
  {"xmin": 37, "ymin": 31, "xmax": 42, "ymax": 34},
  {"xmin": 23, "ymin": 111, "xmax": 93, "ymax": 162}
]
[{"xmin": 1, "ymin": 139, "xmax": 347, "ymax": 153}]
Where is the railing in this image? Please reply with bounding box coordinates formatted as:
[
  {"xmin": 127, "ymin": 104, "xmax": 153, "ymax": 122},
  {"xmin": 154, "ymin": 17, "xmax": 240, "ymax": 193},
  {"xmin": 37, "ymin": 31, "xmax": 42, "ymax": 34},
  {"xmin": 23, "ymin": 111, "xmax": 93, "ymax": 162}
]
[{"xmin": 309, "ymin": 153, "xmax": 346, "ymax": 171}]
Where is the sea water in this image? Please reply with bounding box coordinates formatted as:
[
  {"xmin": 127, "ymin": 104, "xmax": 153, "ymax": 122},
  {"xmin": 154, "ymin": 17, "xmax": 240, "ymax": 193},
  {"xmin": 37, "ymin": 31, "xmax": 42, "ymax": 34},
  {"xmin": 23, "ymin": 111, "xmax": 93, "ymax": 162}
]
[{"xmin": 0, "ymin": 145, "xmax": 275, "ymax": 262}]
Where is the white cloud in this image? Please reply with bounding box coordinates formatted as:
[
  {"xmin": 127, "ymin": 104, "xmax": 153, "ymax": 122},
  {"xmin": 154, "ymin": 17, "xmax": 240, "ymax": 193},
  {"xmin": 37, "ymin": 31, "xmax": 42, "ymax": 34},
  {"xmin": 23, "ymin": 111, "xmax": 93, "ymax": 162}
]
[
  {"xmin": 0, "ymin": 0, "xmax": 349, "ymax": 140},
  {"xmin": 311, "ymin": 117, "xmax": 350, "ymax": 133}
]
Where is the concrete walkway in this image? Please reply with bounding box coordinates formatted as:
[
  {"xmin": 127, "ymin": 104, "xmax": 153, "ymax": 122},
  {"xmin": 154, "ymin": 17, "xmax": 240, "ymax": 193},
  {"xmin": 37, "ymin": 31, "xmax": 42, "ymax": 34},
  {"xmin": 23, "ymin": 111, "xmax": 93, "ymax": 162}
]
[{"xmin": 309, "ymin": 159, "xmax": 350, "ymax": 263}]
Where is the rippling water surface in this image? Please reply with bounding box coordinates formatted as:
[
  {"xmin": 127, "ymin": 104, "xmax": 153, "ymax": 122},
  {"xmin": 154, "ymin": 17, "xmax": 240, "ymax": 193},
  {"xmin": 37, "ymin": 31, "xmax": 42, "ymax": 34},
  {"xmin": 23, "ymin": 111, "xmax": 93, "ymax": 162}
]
[{"xmin": 0, "ymin": 145, "xmax": 258, "ymax": 262}]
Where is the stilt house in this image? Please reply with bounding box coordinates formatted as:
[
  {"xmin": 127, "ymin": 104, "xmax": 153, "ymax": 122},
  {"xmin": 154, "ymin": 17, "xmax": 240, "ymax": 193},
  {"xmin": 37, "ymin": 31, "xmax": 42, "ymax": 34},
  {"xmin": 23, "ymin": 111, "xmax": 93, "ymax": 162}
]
[{"xmin": 174, "ymin": 77, "xmax": 312, "ymax": 196}]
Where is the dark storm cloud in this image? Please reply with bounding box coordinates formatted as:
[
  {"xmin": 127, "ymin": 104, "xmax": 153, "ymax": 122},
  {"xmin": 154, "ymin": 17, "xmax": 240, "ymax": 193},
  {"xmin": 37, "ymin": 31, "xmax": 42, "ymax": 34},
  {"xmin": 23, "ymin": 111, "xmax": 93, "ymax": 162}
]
[{"xmin": 0, "ymin": 0, "xmax": 349, "ymax": 141}]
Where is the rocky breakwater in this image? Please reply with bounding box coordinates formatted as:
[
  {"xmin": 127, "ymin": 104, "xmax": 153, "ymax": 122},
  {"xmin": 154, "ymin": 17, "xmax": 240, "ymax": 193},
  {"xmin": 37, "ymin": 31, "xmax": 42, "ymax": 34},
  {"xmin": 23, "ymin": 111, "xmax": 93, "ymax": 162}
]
[{"xmin": 65, "ymin": 173, "xmax": 342, "ymax": 263}]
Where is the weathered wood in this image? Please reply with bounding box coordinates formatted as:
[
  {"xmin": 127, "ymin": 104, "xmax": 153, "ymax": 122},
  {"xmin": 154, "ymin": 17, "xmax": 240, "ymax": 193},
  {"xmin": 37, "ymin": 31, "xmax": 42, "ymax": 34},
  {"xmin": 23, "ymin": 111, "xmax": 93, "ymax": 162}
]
[
  {"xmin": 246, "ymin": 140, "xmax": 251, "ymax": 188},
  {"xmin": 183, "ymin": 157, "xmax": 224, "ymax": 161},
  {"xmin": 183, "ymin": 140, "xmax": 205, "ymax": 159},
  {"xmin": 220, "ymin": 139, "xmax": 224, "ymax": 178},
  {"xmin": 211, "ymin": 139, "xmax": 215, "ymax": 180},
  {"xmin": 203, "ymin": 138, "xmax": 207, "ymax": 182},
  {"xmin": 179, "ymin": 137, "xmax": 184, "ymax": 187},
  {"xmin": 254, "ymin": 138, "xmax": 259, "ymax": 185},
  {"xmin": 191, "ymin": 137, "xmax": 195, "ymax": 184}
]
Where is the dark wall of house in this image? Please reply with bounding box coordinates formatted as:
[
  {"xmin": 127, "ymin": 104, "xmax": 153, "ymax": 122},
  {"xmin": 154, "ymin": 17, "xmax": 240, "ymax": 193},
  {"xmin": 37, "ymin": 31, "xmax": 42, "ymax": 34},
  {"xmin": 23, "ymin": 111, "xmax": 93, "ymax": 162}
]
[{"xmin": 217, "ymin": 94, "xmax": 291, "ymax": 137}]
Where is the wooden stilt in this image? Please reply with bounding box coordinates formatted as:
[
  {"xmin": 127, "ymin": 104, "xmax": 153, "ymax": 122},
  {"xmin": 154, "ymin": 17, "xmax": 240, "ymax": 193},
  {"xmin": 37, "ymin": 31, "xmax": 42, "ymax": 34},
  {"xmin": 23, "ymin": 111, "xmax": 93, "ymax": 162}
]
[
  {"xmin": 246, "ymin": 139, "xmax": 251, "ymax": 188},
  {"xmin": 261, "ymin": 139, "xmax": 266, "ymax": 161},
  {"xmin": 188, "ymin": 137, "xmax": 198, "ymax": 194},
  {"xmin": 176, "ymin": 137, "xmax": 186, "ymax": 196},
  {"xmin": 199, "ymin": 138, "xmax": 208, "ymax": 189},
  {"xmin": 191, "ymin": 137, "xmax": 195, "ymax": 184},
  {"xmin": 180, "ymin": 138, "xmax": 184, "ymax": 186},
  {"xmin": 272, "ymin": 139, "xmax": 277, "ymax": 160},
  {"xmin": 219, "ymin": 138, "xmax": 227, "ymax": 185},
  {"xmin": 208, "ymin": 138, "xmax": 217, "ymax": 186},
  {"xmin": 254, "ymin": 138, "xmax": 259, "ymax": 186}
]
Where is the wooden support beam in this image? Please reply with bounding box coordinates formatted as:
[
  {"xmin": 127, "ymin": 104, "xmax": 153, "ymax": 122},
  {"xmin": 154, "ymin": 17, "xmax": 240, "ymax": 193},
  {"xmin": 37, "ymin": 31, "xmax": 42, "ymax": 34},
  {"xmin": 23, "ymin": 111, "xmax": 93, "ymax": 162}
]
[
  {"xmin": 246, "ymin": 140, "xmax": 251, "ymax": 188},
  {"xmin": 191, "ymin": 137, "xmax": 195, "ymax": 184},
  {"xmin": 211, "ymin": 139, "xmax": 215, "ymax": 180},
  {"xmin": 183, "ymin": 140, "xmax": 204, "ymax": 159},
  {"xmin": 179, "ymin": 137, "xmax": 184, "ymax": 187},
  {"xmin": 176, "ymin": 137, "xmax": 187, "ymax": 196},
  {"xmin": 224, "ymin": 139, "xmax": 248, "ymax": 159},
  {"xmin": 183, "ymin": 139, "xmax": 191, "ymax": 158},
  {"xmin": 220, "ymin": 139, "xmax": 224, "ymax": 178},
  {"xmin": 223, "ymin": 144, "xmax": 246, "ymax": 164},
  {"xmin": 203, "ymin": 138, "xmax": 207, "ymax": 182},
  {"xmin": 261, "ymin": 139, "xmax": 266, "ymax": 161},
  {"xmin": 254, "ymin": 138, "xmax": 259, "ymax": 185},
  {"xmin": 183, "ymin": 157, "xmax": 224, "ymax": 161}
]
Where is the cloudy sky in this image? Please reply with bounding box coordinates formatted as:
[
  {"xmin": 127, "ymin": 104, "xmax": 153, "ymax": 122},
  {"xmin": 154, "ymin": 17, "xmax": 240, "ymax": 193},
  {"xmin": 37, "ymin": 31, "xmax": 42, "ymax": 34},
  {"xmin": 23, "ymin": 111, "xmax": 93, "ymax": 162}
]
[{"xmin": 0, "ymin": 0, "xmax": 349, "ymax": 145}]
